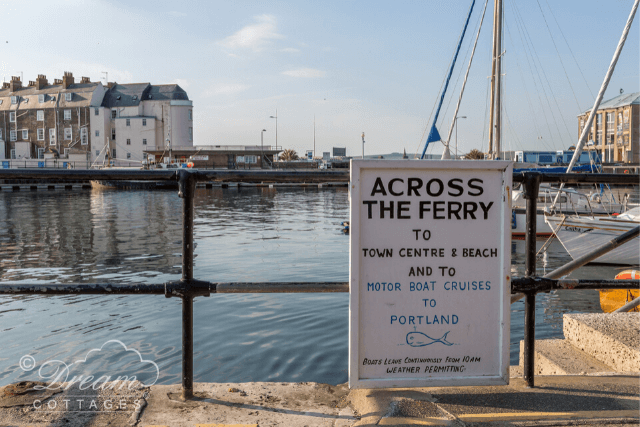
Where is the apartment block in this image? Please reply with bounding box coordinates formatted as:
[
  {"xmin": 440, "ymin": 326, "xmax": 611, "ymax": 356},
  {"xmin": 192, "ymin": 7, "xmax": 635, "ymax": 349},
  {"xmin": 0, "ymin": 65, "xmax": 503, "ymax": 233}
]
[{"xmin": 577, "ymin": 92, "xmax": 639, "ymax": 163}]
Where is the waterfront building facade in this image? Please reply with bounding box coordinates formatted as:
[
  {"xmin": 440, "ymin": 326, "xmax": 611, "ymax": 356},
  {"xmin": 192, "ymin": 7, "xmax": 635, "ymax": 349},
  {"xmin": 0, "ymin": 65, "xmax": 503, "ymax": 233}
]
[
  {"xmin": 0, "ymin": 73, "xmax": 104, "ymax": 163},
  {"xmin": 91, "ymin": 83, "xmax": 193, "ymax": 166},
  {"xmin": 577, "ymin": 92, "xmax": 639, "ymax": 163},
  {"xmin": 143, "ymin": 145, "xmax": 281, "ymax": 169},
  {"xmin": 0, "ymin": 73, "xmax": 193, "ymax": 167}
]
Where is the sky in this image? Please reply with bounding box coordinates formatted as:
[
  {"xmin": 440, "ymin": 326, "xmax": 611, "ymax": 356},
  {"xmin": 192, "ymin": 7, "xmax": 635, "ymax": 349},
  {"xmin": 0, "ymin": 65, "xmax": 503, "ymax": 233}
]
[{"xmin": 2, "ymin": 0, "xmax": 639, "ymax": 158}]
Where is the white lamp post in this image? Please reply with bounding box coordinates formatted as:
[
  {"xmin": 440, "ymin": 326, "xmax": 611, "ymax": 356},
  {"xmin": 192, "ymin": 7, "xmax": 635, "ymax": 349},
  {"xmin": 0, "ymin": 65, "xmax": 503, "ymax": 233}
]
[
  {"xmin": 269, "ymin": 110, "xmax": 278, "ymax": 150},
  {"xmin": 455, "ymin": 116, "xmax": 467, "ymax": 158},
  {"xmin": 261, "ymin": 129, "xmax": 267, "ymax": 168}
]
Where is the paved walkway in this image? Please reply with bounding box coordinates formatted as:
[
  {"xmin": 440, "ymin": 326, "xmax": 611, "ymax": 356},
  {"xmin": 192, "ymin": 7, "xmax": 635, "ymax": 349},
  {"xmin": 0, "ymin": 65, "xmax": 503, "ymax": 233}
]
[{"xmin": 1, "ymin": 374, "xmax": 637, "ymax": 426}]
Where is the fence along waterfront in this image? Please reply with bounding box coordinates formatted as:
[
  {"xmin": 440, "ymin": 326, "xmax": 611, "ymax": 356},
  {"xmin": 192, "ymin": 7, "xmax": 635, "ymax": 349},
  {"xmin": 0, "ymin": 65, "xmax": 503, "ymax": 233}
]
[{"xmin": 0, "ymin": 169, "xmax": 637, "ymax": 396}]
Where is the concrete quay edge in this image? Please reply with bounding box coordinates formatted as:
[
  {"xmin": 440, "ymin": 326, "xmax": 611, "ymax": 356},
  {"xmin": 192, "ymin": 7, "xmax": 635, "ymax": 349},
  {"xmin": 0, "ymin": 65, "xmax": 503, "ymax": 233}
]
[{"xmin": 0, "ymin": 374, "xmax": 638, "ymax": 427}]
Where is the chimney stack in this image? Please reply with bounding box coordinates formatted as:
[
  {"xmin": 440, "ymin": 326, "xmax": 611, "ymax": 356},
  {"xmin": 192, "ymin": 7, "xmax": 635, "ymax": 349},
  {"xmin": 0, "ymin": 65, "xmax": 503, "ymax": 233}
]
[
  {"xmin": 36, "ymin": 74, "xmax": 48, "ymax": 90},
  {"xmin": 62, "ymin": 71, "xmax": 74, "ymax": 89},
  {"xmin": 54, "ymin": 78, "xmax": 63, "ymax": 85},
  {"xmin": 80, "ymin": 76, "xmax": 91, "ymax": 84},
  {"xmin": 9, "ymin": 76, "xmax": 22, "ymax": 92}
]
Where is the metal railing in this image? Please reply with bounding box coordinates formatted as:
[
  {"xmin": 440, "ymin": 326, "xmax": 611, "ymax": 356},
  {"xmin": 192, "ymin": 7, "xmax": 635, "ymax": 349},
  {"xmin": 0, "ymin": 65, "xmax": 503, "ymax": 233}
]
[{"xmin": 0, "ymin": 169, "xmax": 637, "ymax": 398}]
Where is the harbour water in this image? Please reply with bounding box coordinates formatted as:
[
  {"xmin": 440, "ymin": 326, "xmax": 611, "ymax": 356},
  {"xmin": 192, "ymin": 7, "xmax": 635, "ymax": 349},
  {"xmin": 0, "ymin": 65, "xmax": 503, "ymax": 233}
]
[{"xmin": 0, "ymin": 187, "xmax": 616, "ymax": 387}]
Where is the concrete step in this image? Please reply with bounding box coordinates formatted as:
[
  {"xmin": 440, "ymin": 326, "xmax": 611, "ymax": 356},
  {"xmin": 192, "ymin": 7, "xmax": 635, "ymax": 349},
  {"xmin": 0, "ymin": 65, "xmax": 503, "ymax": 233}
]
[
  {"xmin": 563, "ymin": 313, "xmax": 640, "ymax": 373},
  {"xmin": 519, "ymin": 339, "xmax": 613, "ymax": 375}
]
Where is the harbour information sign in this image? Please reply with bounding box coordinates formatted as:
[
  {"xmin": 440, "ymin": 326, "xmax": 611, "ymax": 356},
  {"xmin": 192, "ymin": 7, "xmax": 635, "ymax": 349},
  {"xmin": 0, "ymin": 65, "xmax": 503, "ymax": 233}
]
[{"xmin": 349, "ymin": 160, "xmax": 512, "ymax": 389}]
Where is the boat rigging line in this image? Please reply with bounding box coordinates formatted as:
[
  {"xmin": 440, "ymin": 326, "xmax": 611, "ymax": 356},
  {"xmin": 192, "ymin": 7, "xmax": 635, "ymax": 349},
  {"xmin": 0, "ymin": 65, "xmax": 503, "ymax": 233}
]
[{"xmin": 550, "ymin": 0, "xmax": 639, "ymax": 211}]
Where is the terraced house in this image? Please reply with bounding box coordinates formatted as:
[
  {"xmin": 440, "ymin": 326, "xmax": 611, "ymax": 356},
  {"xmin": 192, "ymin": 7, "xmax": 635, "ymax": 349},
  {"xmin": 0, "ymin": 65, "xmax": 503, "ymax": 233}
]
[
  {"xmin": 0, "ymin": 72, "xmax": 193, "ymax": 167},
  {"xmin": 0, "ymin": 73, "xmax": 104, "ymax": 163}
]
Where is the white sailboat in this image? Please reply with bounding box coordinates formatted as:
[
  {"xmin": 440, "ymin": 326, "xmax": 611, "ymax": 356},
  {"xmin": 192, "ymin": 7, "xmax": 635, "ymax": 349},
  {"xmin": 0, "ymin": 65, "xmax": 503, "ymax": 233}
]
[{"xmin": 545, "ymin": 208, "xmax": 640, "ymax": 265}]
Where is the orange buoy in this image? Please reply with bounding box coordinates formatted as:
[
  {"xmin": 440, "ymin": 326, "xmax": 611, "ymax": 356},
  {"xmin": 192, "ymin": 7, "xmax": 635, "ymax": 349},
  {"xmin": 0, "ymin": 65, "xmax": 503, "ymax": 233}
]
[
  {"xmin": 187, "ymin": 162, "xmax": 194, "ymax": 168},
  {"xmin": 599, "ymin": 270, "xmax": 640, "ymax": 313}
]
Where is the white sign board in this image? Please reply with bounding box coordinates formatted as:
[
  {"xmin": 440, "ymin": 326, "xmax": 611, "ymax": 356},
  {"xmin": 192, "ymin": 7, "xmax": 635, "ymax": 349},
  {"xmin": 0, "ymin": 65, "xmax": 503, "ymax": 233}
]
[
  {"xmin": 191, "ymin": 155, "xmax": 209, "ymax": 161},
  {"xmin": 349, "ymin": 160, "xmax": 512, "ymax": 389}
]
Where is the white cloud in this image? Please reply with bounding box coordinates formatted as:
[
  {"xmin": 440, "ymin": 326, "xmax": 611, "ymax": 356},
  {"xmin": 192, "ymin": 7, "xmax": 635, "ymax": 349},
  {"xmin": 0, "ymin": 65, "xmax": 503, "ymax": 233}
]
[
  {"xmin": 282, "ymin": 68, "xmax": 326, "ymax": 78},
  {"xmin": 280, "ymin": 47, "xmax": 300, "ymax": 53},
  {"xmin": 218, "ymin": 14, "xmax": 284, "ymax": 52}
]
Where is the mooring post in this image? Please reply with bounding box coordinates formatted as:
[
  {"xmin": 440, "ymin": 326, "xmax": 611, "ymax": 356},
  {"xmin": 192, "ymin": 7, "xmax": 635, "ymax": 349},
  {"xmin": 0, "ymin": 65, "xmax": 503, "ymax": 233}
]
[
  {"xmin": 522, "ymin": 172, "xmax": 540, "ymax": 388},
  {"xmin": 178, "ymin": 170, "xmax": 197, "ymax": 400}
]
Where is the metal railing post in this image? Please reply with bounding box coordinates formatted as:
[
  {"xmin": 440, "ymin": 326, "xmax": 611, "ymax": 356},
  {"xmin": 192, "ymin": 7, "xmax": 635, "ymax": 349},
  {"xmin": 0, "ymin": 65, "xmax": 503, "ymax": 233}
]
[
  {"xmin": 178, "ymin": 170, "xmax": 196, "ymax": 400},
  {"xmin": 523, "ymin": 172, "xmax": 540, "ymax": 388}
]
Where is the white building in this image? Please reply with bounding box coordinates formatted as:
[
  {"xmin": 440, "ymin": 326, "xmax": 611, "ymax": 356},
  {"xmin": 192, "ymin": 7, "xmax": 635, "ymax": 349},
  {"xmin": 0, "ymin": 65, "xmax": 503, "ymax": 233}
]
[{"xmin": 90, "ymin": 83, "xmax": 193, "ymax": 166}]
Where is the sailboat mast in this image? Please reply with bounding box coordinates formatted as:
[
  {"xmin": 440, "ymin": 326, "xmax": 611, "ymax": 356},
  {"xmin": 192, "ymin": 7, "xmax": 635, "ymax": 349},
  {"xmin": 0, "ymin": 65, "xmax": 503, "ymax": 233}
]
[
  {"xmin": 487, "ymin": 0, "xmax": 499, "ymax": 157},
  {"xmin": 494, "ymin": 0, "xmax": 503, "ymax": 159}
]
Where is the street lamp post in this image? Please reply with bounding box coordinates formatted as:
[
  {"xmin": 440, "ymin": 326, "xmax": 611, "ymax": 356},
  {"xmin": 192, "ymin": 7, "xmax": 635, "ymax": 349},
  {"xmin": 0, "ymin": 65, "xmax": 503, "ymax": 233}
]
[
  {"xmin": 455, "ymin": 116, "xmax": 467, "ymax": 159},
  {"xmin": 269, "ymin": 110, "xmax": 277, "ymax": 150},
  {"xmin": 261, "ymin": 129, "xmax": 267, "ymax": 168},
  {"xmin": 361, "ymin": 132, "xmax": 365, "ymax": 159}
]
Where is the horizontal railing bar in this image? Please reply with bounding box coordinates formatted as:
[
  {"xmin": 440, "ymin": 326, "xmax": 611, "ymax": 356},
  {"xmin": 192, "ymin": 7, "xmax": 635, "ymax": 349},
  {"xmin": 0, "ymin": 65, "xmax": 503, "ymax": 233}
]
[
  {"xmin": 0, "ymin": 283, "xmax": 168, "ymax": 294},
  {"xmin": 1, "ymin": 280, "xmax": 637, "ymax": 295},
  {"xmin": 1, "ymin": 169, "xmax": 636, "ymax": 185},
  {"xmin": 512, "ymin": 172, "xmax": 638, "ymax": 185},
  {"xmin": 215, "ymin": 282, "xmax": 349, "ymax": 293},
  {"xmin": 512, "ymin": 278, "xmax": 639, "ymax": 293}
]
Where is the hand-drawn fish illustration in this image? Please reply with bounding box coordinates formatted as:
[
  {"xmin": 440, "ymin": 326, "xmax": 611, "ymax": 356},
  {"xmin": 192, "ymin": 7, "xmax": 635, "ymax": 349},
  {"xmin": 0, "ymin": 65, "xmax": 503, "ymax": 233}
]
[{"xmin": 406, "ymin": 331, "xmax": 455, "ymax": 347}]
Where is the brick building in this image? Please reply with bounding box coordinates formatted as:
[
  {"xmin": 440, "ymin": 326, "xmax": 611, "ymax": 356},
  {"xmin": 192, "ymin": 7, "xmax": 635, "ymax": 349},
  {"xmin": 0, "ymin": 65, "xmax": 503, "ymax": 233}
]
[
  {"xmin": 0, "ymin": 73, "xmax": 104, "ymax": 162},
  {"xmin": 577, "ymin": 92, "xmax": 639, "ymax": 163}
]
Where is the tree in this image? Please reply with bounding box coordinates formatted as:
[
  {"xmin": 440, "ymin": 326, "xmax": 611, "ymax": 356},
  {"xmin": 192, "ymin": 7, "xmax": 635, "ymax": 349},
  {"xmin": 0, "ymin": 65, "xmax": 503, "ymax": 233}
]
[
  {"xmin": 279, "ymin": 149, "xmax": 299, "ymax": 161},
  {"xmin": 465, "ymin": 149, "xmax": 485, "ymax": 160}
]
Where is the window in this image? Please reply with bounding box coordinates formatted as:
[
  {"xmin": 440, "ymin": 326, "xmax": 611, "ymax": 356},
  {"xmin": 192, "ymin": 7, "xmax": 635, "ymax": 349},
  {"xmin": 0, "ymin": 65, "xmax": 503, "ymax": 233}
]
[
  {"xmin": 236, "ymin": 155, "xmax": 245, "ymax": 163},
  {"xmin": 596, "ymin": 113, "xmax": 602, "ymax": 145},
  {"xmin": 94, "ymin": 108, "xmax": 99, "ymax": 116},
  {"xmin": 189, "ymin": 110, "xmax": 192, "ymax": 120},
  {"xmin": 10, "ymin": 130, "xmax": 17, "ymax": 141},
  {"xmin": 38, "ymin": 148, "xmax": 44, "ymax": 159},
  {"xmin": 37, "ymin": 110, "xmax": 44, "ymax": 121},
  {"xmin": 126, "ymin": 119, "xmax": 130, "ymax": 126},
  {"xmin": 0, "ymin": 129, "xmax": 2, "ymax": 139},
  {"xmin": 64, "ymin": 148, "xmax": 69, "ymax": 158},
  {"xmin": 142, "ymin": 138, "xmax": 147, "ymax": 145},
  {"xmin": 245, "ymin": 155, "xmax": 257, "ymax": 164},
  {"xmin": 11, "ymin": 96, "xmax": 18, "ymax": 104},
  {"xmin": 95, "ymin": 130, "xmax": 100, "ymax": 137},
  {"xmin": 64, "ymin": 128, "xmax": 72, "ymax": 140},
  {"xmin": 49, "ymin": 129, "xmax": 56, "ymax": 145},
  {"xmin": 606, "ymin": 112, "xmax": 614, "ymax": 144},
  {"xmin": 81, "ymin": 128, "xmax": 88, "ymax": 145},
  {"xmin": 126, "ymin": 138, "xmax": 131, "ymax": 145},
  {"xmin": 22, "ymin": 129, "xmax": 28, "ymax": 140},
  {"xmin": 189, "ymin": 127, "xmax": 193, "ymax": 141},
  {"xmin": 9, "ymin": 112, "xmax": 16, "ymax": 122},
  {"xmin": 112, "ymin": 149, "xmax": 116, "ymax": 158},
  {"xmin": 10, "ymin": 149, "xmax": 16, "ymax": 159},
  {"xmin": 64, "ymin": 109, "xmax": 71, "ymax": 120},
  {"xmin": 38, "ymin": 94, "xmax": 45, "ymax": 103},
  {"xmin": 127, "ymin": 153, "xmax": 131, "ymax": 159},
  {"xmin": 111, "ymin": 128, "xmax": 116, "ymax": 140},
  {"xmin": 65, "ymin": 93, "xmax": 72, "ymax": 101},
  {"xmin": 111, "ymin": 110, "xmax": 117, "ymax": 119},
  {"xmin": 37, "ymin": 128, "xmax": 45, "ymax": 140},
  {"xmin": 142, "ymin": 119, "xmax": 147, "ymax": 126}
]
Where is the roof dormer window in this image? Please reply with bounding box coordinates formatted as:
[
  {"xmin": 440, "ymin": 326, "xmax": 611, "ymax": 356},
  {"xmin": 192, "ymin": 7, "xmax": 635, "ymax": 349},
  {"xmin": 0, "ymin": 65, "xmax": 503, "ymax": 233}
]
[
  {"xmin": 39, "ymin": 94, "xmax": 45, "ymax": 103},
  {"xmin": 11, "ymin": 96, "xmax": 18, "ymax": 104},
  {"xmin": 65, "ymin": 93, "xmax": 72, "ymax": 101}
]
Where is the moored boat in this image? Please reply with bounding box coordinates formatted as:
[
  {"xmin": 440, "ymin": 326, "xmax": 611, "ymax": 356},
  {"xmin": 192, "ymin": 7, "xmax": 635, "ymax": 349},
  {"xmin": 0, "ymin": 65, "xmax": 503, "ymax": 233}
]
[
  {"xmin": 599, "ymin": 270, "xmax": 640, "ymax": 312},
  {"xmin": 545, "ymin": 208, "xmax": 640, "ymax": 265}
]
